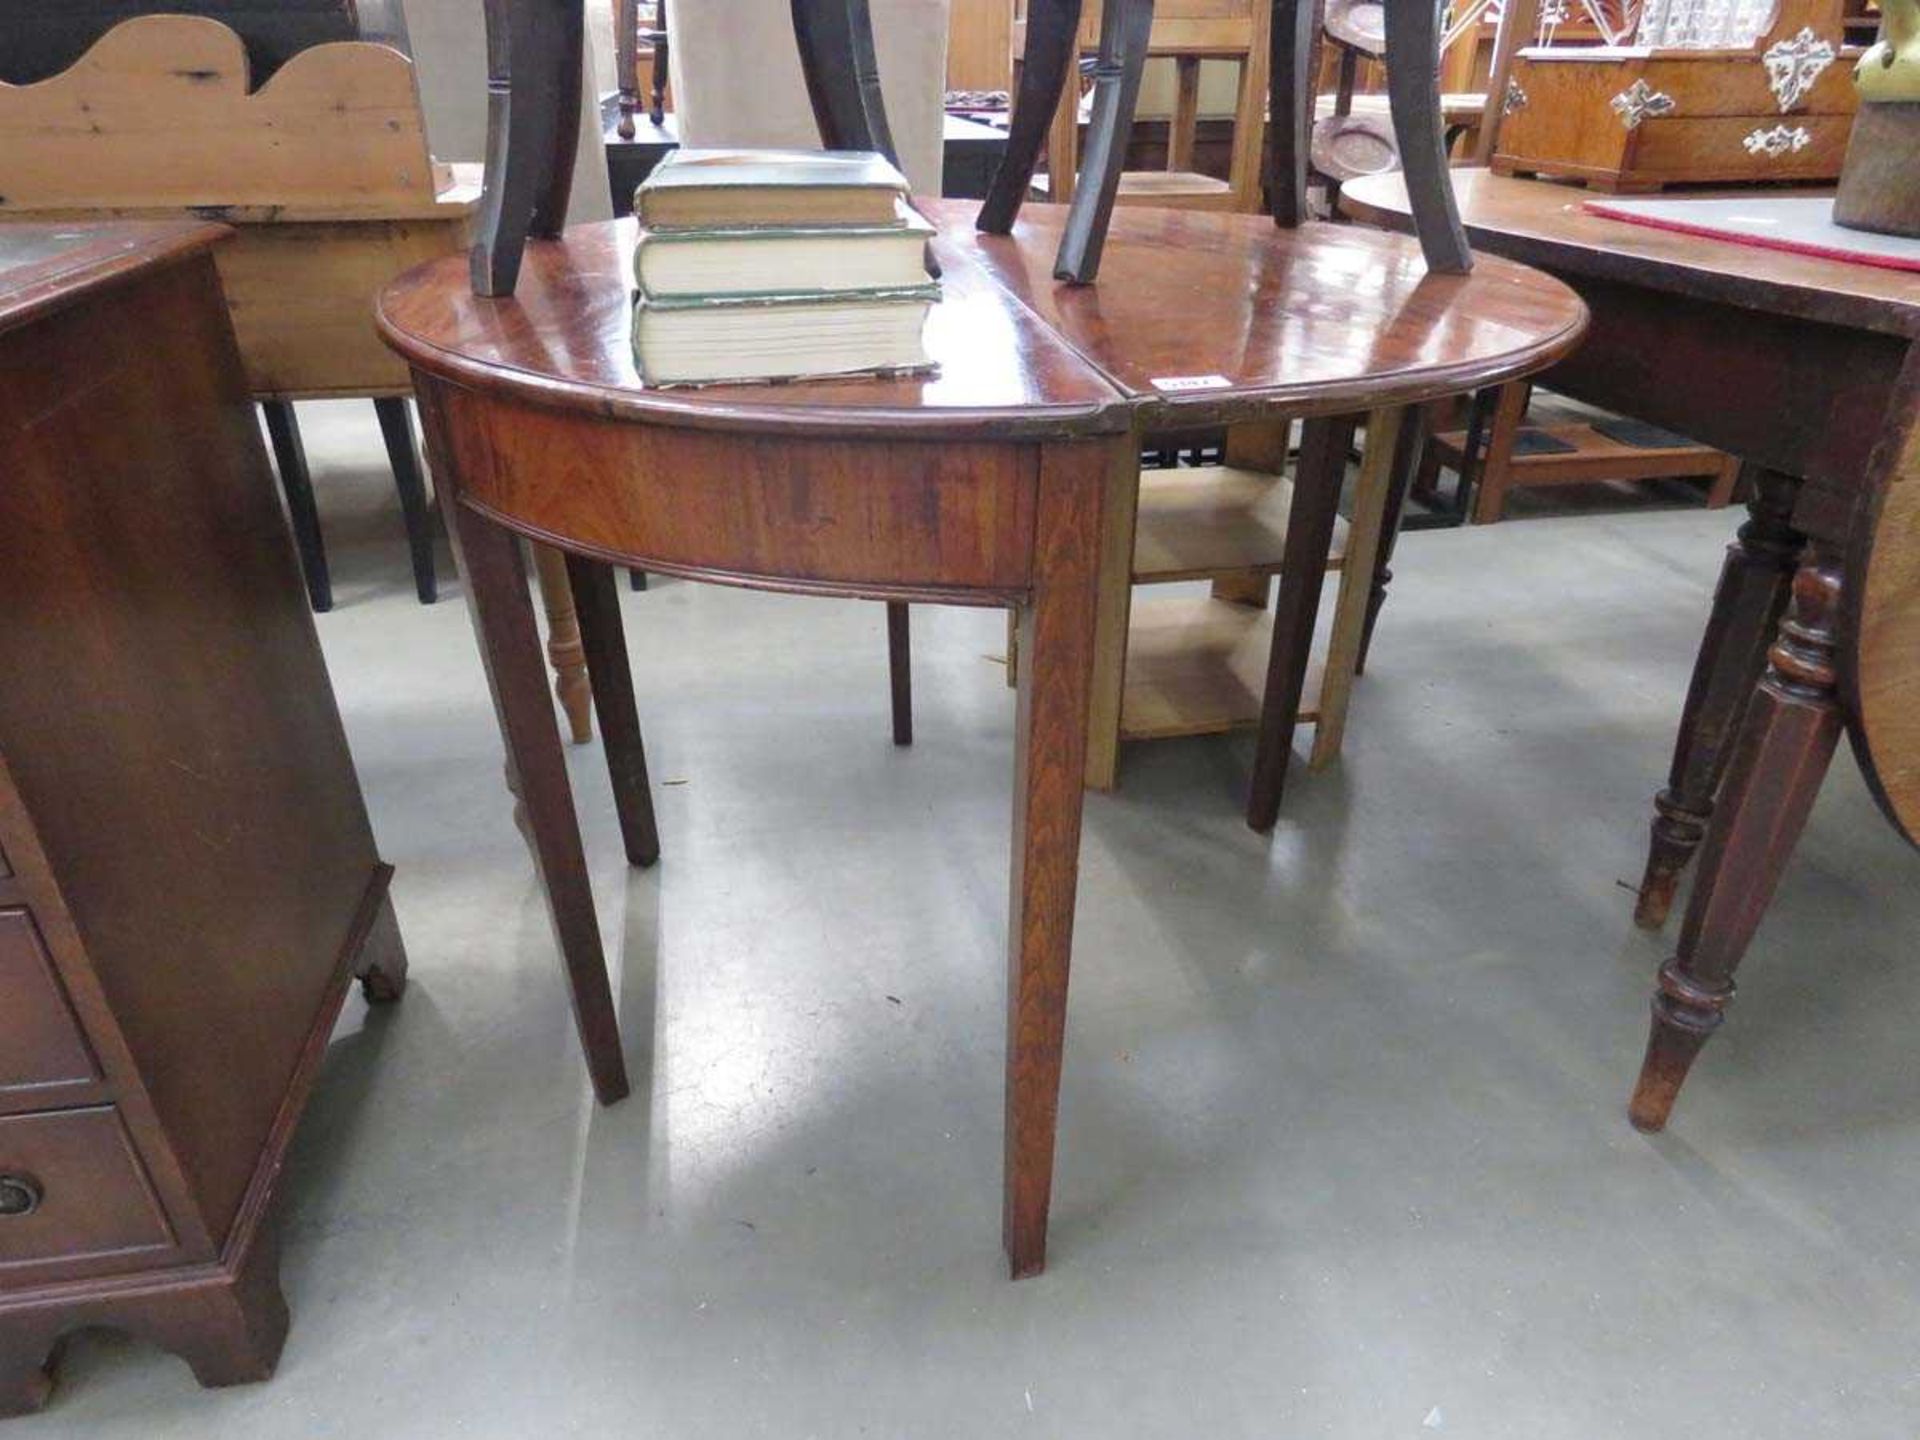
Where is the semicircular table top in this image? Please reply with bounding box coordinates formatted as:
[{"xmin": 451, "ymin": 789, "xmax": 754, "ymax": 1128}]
[
  {"xmin": 1342, "ymin": 167, "xmax": 1920, "ymax": 850},
  {"xmin": 377, "ymin": 197, "xmax": 1588, "ymax": 444}
]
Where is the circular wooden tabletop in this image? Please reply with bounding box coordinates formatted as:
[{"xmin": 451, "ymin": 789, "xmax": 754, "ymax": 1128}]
[{"xmin": 377, "ymin": 198, "xmax": 1587, "ymax": 442}]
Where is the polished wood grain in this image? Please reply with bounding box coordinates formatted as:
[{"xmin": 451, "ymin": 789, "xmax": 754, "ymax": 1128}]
[
  {"xmin": 947, "ymin": 200, "xmax": 1586, "ymax": 424},
  {"xmin": 0, "ymin": 222, "xmax": 403, "ymax": 1411}
]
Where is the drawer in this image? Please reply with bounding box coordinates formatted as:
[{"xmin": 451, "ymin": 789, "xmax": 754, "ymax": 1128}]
[
  {"xmin": 0, "ymin": 910, "xmax": 98, "ymax": 1094},
  {"xmin": 1630, "ymin": 115, "xmax": 1852, "ymax": 182},
  {"xmin": 0, "ymin": 1108, "xmax": 173, "ymax": 1269}
]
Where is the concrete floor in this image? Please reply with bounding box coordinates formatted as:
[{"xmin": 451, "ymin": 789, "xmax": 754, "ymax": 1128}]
[{"xmin": 28, "ymin": 402, "xmax": 1920, "ymax": 1437}]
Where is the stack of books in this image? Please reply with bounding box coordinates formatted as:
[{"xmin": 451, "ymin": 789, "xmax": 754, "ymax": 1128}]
[{"xmin": 630, "ymin": 148, "xmax": 941, "ymax": 387}]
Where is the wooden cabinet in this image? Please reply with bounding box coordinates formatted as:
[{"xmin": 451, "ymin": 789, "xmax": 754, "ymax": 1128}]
[{"xmin": 0, "ymin": 221, "xmax": 406, "ymax": 1415}]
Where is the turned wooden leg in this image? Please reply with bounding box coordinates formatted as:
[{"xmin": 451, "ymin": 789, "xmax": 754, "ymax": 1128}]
[
  {"xmin": 565, "ymin": 554, "xmax": 662, "ymax": 867},
  {"xmin": 373, "ymin": 397, "xmax": 438, "ymax": 605},
  {"xmin": 1628, "ymin": 544, "xmax": 1845, "ymax": 1132},
  {"xmin": 887, "ymin": 601, "xmax": 913, "ymax": 747},
  {"xmin": 1246, "ymin": 414, "xmax": 1359, "ymax": 832},
  {"xmin": 1268, "ymin": 0, "xmax": 1317, "ymax": 226},
  {"xmin": 1053, "ymin": 0, "xmax": 1154, "ymax": 283},
  {"xmin": 1635, "ymin": 468, "xmax": 1802, "ymax": 929},
  {"xmin": 261, "ymin": 400, "xmax": 331, "ymax": 613},
  {"xmin": 446, "ymin": 505, "xmax": 629, "ymax": 1104},
  {"xmin": 1356, "ymin": 401, "xmax": 1428, "ymax": 676},
  {"xmin": 473, "ymin": 0, "xmax": 585, "ymax": 296},
  {"xmin": 978, "ymin": 0, "xmax": 1085, "ymax": 233},
  {"xmin": 615, "ymin": 0, "xmax": 639, "ymax": 139},
  {"xmin": 531, "ymin": 542, "xmax": 595, "ymax": 744},
  {"xmin": 1382, "ymin": 0, "xmax": 1472, "ymax": 273},
  {"xmin": 790, "ymin": 0, "xmax": 898, "ymax": 159},
  {"xmin": 1003, "ymin": 439, "xmax": 1110, "ymax": 1279}
]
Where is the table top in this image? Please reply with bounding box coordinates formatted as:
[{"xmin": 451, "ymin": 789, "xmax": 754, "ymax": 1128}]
[
  {"xmin": 0, "ymin": 219, "xmax": 225, "ymax": 336},
  {"xmin": 378, "ymin": 199, "xmax": 1586, "ymax": 442},
  {"xmin": 942, "ymin": 201, "xmax": 1587, "ymax": 425},
  {"xmin": 1341, "ymin": 170, "xmax": 1920, "ymax": 341}
]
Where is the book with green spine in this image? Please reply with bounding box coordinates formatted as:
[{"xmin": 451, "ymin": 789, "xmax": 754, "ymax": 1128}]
[
  {"xmin": 631, "ymin": 285, "xmax": 940, "ymax": 387},
  {"xmin": 636, "ymin": 148, "xmax": 911, "ymax": 231},
  {"xmin": 632, "ymin": 211, "xmax": 935, "ymax": 300}
]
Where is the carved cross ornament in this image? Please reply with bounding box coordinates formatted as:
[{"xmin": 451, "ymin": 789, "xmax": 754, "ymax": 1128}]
[
  {"xmin": 1762, "ymin": 27, "xmax": 1837, "ymax": 112},
  {"xmin": 1610, "ymin": 79, "xmax": 1676, "ymax": 130},
  {"xmin": 1743, "ymin": 123, "xmax": 1813, "ymax": 157}
]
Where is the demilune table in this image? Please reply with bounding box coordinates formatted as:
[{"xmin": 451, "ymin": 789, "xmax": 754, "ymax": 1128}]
[{"xmin": 377, "ymin": 200, "xmax": 1585, "ymax": 1277}]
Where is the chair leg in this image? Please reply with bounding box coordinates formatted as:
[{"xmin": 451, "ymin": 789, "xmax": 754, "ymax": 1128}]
[
  {"xmin": 1469, "ymin": 381, "xmax": 1530, "ymax": 525},
  {"xmin": 790, "ymin": 0, "xmax": 898, "ymax": 159},
  {"xmin": 530, "ymin": 542, "xmax": 595, "ymax": 744},
  {"xmin": 1382, "ymin": 0, "xmax": 1472, "ymax": 273},
  {"xmin": 628, "ymin": 569, "xmax": 649, "ymax": 591},
  {"xmin": 472, "ymin": 0, "xmax": 585, "ymax": 296},
  {"xmin": 1628, "ymin": 545, "xmax": 1844, "ymax": 1132},
  {"xmin": 373, "ymin": 398, "xmax": 438, "ymax": 604},
  {"xmin": 1053, "ymin": 0, "xmax": 1154, "ymax": 283},
  {"xmin": 887, "ymin": 601, "xmax": 913, "ymax": 747},
  {"xmin": 978, "ymin": 0, "xmax": 1086, "ymax": 233},
  {"xmin": 1268, "ymin": 0, "xmax": 1318, "ymax": 226},
  {"xmin": 261, "ymin": 400, "xmax": 332, "ymax": 613}
]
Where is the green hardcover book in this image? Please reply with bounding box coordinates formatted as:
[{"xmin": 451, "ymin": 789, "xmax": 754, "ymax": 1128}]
[
  {"xmin": 632, "ymin": 285, "xmax": 940, "ymax": 387},
  {"xmin": 632, "ymin": 212, "xmax": 935, "ymax": 300},
  {"xmin": 635, "ymin": 147, "xmax": 911, "ymax": 231}
]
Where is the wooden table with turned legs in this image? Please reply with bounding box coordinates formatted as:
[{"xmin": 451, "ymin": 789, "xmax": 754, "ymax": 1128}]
[
  {"xmin": 379, "ymin": 203, "xmax": 1584, "ymax": 1275},
  {"xmin": 1341, "ymin": 169, "xmax": 1920, "ymax": 1129}
]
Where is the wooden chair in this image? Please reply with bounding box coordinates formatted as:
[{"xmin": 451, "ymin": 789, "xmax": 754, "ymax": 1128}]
[{"xmin": 614, "ymin": 0, "xmax": 670, "ymax": 138}]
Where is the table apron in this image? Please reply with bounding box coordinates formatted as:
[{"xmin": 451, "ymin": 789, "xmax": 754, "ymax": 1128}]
[
  {"xmin": 1531, "ymin": 273, "xmax": 1907, "ymax": 494},
  {"xmin": 418, "ymin": 377, "xmax": 1051, "ymax": 605}
]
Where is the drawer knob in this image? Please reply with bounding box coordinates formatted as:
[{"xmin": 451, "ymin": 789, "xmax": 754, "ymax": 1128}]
[{"xmin": 0, "ymin": 1174, "xmax": 42, "ymax": 1217}]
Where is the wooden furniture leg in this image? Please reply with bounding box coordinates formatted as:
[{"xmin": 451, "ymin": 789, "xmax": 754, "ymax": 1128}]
[
  {"xmin": 1310, "ymin": 405, "xmax": 1403, "ymax": 767},
  {"xmin": 1269, "ymin": 0, "xmax": 1319, "ymax": 226},
  {"xmin": 1053, "ymin": 0, "xmax": 1154, "ymax": 283},
  {"xmin": 1635, "ymin": 468, "xmax": 1802, "ymax": 928},
  {"xmin": 260, "ymin": 399, "xmax": 331, "ymax": 613},
  {"xmin": 531, "ymin": 542, "xmax": 595, "ymax": 744},
  {"xmin": 444, "ymin": 504, "xmax": 630, "ymax": 1105},
  {"xmin": 978, "ymin": 0, "xmax": 1085, "ymax": 233},
  {"xmin": 1082, "ymin": 445, "xmax": 1141, "ymax": 790},
  {"xmin": 648, "ymin": 0, "xmax": 670, "ymax": 125},
  {"xmin": 1003, "ymin": 440, "xmax": 1107, "ymax": 1279},
  {"xmin": 373, "ymin": 396, "xmax": 438, "ymax": 604},
  {"xmin": 1356, "ymin": 400, "xmax": 1428, "ymax": 675},
  {"xmin": 1628, "ymin": 543, "xmax": 1845, "ymax": 1132},
  {"xmin": 887, "ymin": 600, "xmax": 913, "ymax": 746},
  {"xmin": 790, "ymin": 0, "xmax": 898, "ymax": 160},
  {"xmin": 564, "ymin": 554, "xmax": 662, "ymax": 867},
  {"xmin": 1246, "ymin": 413, "xmax": 1358, "ymax": 831},
  {"xmin": 473, "ymin": 0, "xmax": 584, "ymax": 296},
  {"xmin": 1382, "ymin": 0, "xmax": 1472, "ymax": 273},
  {"xmin": 615, "ymin": 0, "xmax": 639, "ymax": 138},
  {"xmin": 1468, "ymin": 380, "xmax": 1530, "ymax": 524}
]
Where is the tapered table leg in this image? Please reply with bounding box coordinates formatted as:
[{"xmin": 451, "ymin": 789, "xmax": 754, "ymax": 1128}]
[
  {"xmin": 1003, "ymin": 439, "xmax": 1110, "ymax": 1279},
  {"xmin": 566, "ymin": 554, "xmax": 662, "ymax": 868},
  {"xmin": 445, "ymin": 507, "xmax": 630, "ymax": 1105},
  {"xmin": 887, "ymin": 600, "xmax": 913, "ymax": 746},
  {"xmin": 1628, "ymin": 544, "xmax": 1845, "ymax": 1132},
  {"xmin": 1246, "ymin": 414, "xmax": 1359, "ymax": 832},
  {"xmin": 1635, "ymin": 468, "xmax": 1802, "ymax": 928}
]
